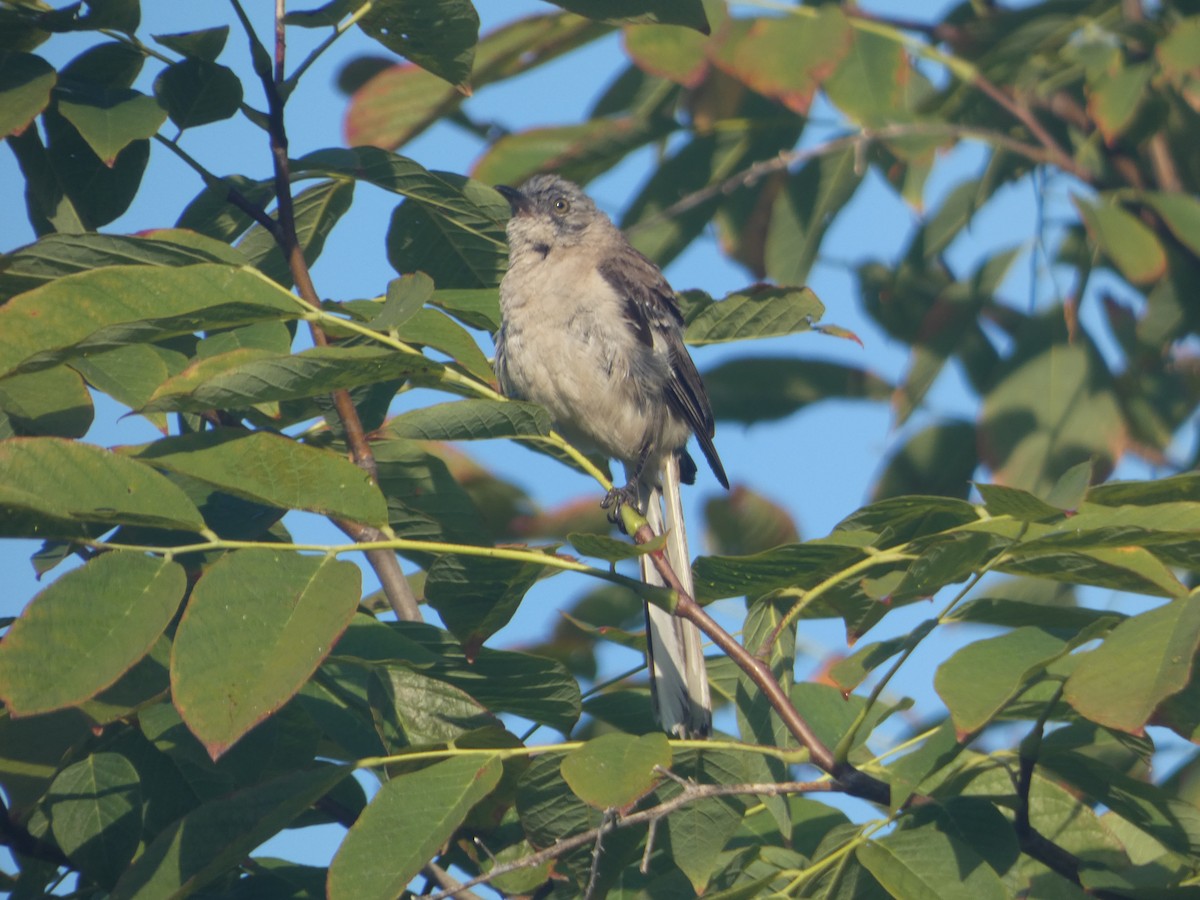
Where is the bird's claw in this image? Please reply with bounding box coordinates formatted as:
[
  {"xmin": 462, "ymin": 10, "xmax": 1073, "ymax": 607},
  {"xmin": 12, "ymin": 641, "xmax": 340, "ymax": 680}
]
[{"xmin": 601, "ymin": 483, "xmax": 641, "ymax": 530}]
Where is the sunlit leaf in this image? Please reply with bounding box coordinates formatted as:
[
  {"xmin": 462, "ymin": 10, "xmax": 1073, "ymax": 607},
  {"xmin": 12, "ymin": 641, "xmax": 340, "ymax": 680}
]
[
  {"xmin": 172, "ymin": 550, "xmax": 361, "ymax": 758},
  {"xmin": 0, "ymin": 553, "xmax": 185, "ymax": 715},
  {"xmin": 328, "ymin": 756, "xmax": 502, "ymax": 900}
]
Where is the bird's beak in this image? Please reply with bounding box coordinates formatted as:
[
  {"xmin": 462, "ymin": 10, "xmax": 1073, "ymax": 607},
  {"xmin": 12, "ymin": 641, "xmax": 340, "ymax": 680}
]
[{"xmin": 495, "ymin": 185, "xmax": 531, "ymax": 216}]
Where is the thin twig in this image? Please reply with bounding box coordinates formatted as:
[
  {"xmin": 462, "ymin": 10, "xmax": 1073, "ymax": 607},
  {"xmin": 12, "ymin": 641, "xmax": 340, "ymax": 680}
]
[
  {"xmin": 229, "ymin": 0, "xmax": 419, "ymax": 621},
  {"xmin": 424, "ymin": 778, "xmax": 834, "ymax": 899}
]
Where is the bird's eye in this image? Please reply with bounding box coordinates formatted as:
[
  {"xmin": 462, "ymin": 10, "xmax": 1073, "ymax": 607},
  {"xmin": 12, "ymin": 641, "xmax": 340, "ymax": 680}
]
[{"xmin": 552, "ymin": 197, "xmax": 570, "ymax": 215}]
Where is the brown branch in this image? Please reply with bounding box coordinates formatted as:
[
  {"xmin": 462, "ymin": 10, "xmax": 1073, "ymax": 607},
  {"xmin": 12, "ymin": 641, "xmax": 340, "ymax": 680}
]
[
  {"xmin": 424, "ymin": 778, "xmax": 834, "ymax": 899},
  {"xmin": 230, "ymin": 0, "xmax": 419, "ymax": 621},
  {"xmin": 633, "ymin": 525, "xmax": 886, "ymax": 801}
]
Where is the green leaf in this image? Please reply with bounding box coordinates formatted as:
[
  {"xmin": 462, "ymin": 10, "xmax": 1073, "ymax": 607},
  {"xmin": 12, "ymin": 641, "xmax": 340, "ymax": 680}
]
[
  {"xmin": 978, "ymin": 339, "xmax": 1124, "ymax": 495},
  {"xmin": 764, "ymin": 148, "xmax": 863, "ymax": 286},
  {"xmin": 1074, "ymin": 194, "xmax": 1167, "ymax": 286},
  {"xmin": 393, "ymin": 621, "xmax": 582, "ymax": 733},
  {"xmin": 72, "ymin": 343, "xmax": 187, "ymax": 431},
  {"xmin": 873, "ymin": 420, "xmax": 978, "ymax": 501},
  {"xmin": 59, "ymin": 40, "xmax": 144, "ymax": 89},
  {"xmin": 430, "ymin": 288, "xmax": 500, "ymax": 332},
  {"xmin": 47, "ymin": 752, "xmax": 141, "ymax": 888},
  {"xmin": 393, "ymin": 307, "xmax": 492, "ymax": 381},
  {"xmin": 328, "ymin": 756, "xmax": 502, "ymax": 900},
  {"xmin": 357, "ymin": 0, "xmax": 479, "ymax": 88},
  {"xmin": 110, "ymin": 764, "xmax": 349, "ymax": 900},
  {"xmin": 383, "ymin": 398, "xmax": 552, "ymax": 442},
  {"xmin": 424, "ymin": 553, "xmax": 549, "ymax": 656},
  {"xmin": 386, "ymin": 174, "xmax": 509, "ymax": 288},
  {"xmin": 368, "ymin": 665, "xmax": 497, "ymax": 749},
  {"xmin": 1087, "ymin": 62, "xmax": 1152, "ymax": 143},
  {"xmin": 934, "ymin": 627, "xmax": 1068, "ymax": 736},
  {"xmin": 546, "ymin": 0, "xmax": 709, "ymax": 31},
  {"xmin": 0, "ymin": 438, "xmax": 207, "ymax": 535},
  {"xmin": 561, "ymin": 732, "xmax": 671, "ymax": 808},
  {"xmin": 237, "ymin": 179, "xmax": 355, "ymax": 286},
  {"xmin": 1143, "ymin": 192, "xmax": 1200, "ymax": 258},
  {"xmin": 153, "ymin": 26, "xmax": 230, "ymax": 62},
  {"xmin": 824, "ymin": 28, "xmax": 912, "ymax": 125},
  {"xmin": 857, "ymin": 821, "xmax": 1007, "ymax": 900},
  {"xmin": 1064, "ymin": 591, "xmax": 1200, "ymax": 734},
  {"xmin": 344, "ymin": 12, "xmax": 606, "ymax": 150},
  {"xmin": 684, "ymin": 285, "xmax": 824, "ymax": 345},
  {"xmin": 0, "ymin": 365, "xmax": 93, "ymax": 438},
  {"xmin": 623, "ymin": 22, "xmax": 709, "ymax": 86},
  {"xmin": 569, "ymin": 530, "xmax": 663, "ymax": 562},
  {"xmin": 0, "ymin": 51, "xmax": 55, "ymax": 137},
  {"xmin": 153, "ymin": 58, "xmax": 243, "ymax": 128},
  {"xmin": 0, "ymin": 263, "xmax": 302, "ymax": 379},
  {"xmin": 704, "ymin": 357, "xmax": 892, "ymax": 425},
  {"xmin": 663, "ymin": 749, "xmax": 747, "ymax": 893},
  {"xmin": 828, "ymin": 620, "xmax": 935, "ymax": 693},
  {"xmin": 55, "ymin": 85, "xmax": 167, "ymax": 164},
  {"xmin": 0, "ymin": 553, "xmax": 185, "ymax": 715},
  {"xmin": 172, "ymin": 549, "xmax": 361, "ymax": 758},
  {"xmin": 0, "ymin": 230, "xmax": 243, "ymax": 300},
  {"xmin": 976, "ymin": 483, "xmax": 1064, "ymax": 521},
  {"xmin": 131, "ymin": 428, "xmax": 388, "ymax": 526},
  {"xmin": 42, "ymin": 105, "xmax": 147, "ymax": 229},
  {"xmin": 143, "ymin": 345, "xmax": 441, "ymax": 414},
  {"xmin": 711, "ymin": 11, "xmax": 849, "ymax": 113},
  {"xmin": 1038, "ymin": 751, "xmax": 1195, "ymax": 856}
]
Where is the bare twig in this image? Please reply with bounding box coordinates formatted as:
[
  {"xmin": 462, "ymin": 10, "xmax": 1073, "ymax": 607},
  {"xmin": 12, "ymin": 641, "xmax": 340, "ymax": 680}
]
[
  {"xmin": 582, "ymin": 810, "xmax": 617, "ymax": 900},
  {"xmin": 0, "ymin": 795, "xmax": 70, "ymax": 868},
  {"xmin": 424, "ymin": 863, "xmax": 484, "ymax": 900},
  {"xmin": 424, "ymin": 777, "xmax": 834, "ymax": 899}
]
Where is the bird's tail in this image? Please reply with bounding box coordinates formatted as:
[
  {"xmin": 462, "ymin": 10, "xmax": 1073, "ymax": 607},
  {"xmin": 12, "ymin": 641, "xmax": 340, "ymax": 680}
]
[{"xmin": 635, "ymin": 455, "xmax": 712, "ymax": 738}]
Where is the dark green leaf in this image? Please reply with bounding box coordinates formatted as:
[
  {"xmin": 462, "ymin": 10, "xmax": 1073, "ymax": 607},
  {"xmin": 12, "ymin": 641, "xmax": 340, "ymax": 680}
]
[
  {"xmin": 857, "ymin": 819, "xmax": 1007, "ymax": 900},
  {"xmin": 154, "ymin": 58, "xmax": 242, "ymax": 128},
  {"xmin": 43, "ymin": 106, "xmax": 147, "ymax": 228},
  {"xmin": 357, "ymin": 0, "xmax": 479, "ymax": 88},
  {"xmin": 47, "ymin": 752, "xmax": 141, "ymax": 887},
  {"xmin": 0, "ymin": 50, "xmax": 55, "ymax": 137},
  {"xmin": 546, "ymin": 0, "xmax": 708, "ymax": 32},
  {"xmin": 110, "ymin": 765, "xmax": 349, "ymax": 900},
  {"xmin": 424, "ymin": 553, "xmax": 549, "ymax": 655},
  {"xmin": 705, "ymin": 357, "xmax": 892, "ymax": 425},
  {"xmin": 368, "ymin": 665, "xmax": 498, "ymax": 749},
  {"xmin": 383, "ymin": 398, "xmax": 552, "ymax": 442},
  {"xmin": 153, "ymin": 26, "xmax": 229, "ymax": 62},
  {"xmin": 237, "ymin": 179, "xmax": 354, "ymax": 286},
  {"xmin": 0, "ymin": 230, "xmax": 244, "ymax": 301}
]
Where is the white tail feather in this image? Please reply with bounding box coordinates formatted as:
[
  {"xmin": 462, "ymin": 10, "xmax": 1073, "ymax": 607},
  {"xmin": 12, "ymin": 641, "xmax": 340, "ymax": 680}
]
[{"xmin": 633, "ymin": 455, "xmax": 712, "ymax": 738}]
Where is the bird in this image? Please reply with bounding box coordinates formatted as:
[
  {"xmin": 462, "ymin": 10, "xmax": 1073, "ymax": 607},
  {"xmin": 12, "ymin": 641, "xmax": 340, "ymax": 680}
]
[{"xmin": 493, "ymin": 174, "xmax": 729, "ymax": 738}]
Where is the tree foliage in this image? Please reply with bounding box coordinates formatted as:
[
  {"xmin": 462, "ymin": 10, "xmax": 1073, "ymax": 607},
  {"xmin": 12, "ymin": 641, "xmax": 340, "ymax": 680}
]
[{"xmin": 2, "ymin": 0, "xmax": 1200, "ymax": 897}]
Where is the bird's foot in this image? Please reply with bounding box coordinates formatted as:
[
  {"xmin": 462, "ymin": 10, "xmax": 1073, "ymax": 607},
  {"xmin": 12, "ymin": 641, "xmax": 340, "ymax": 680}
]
[{"xmin": 601, "ymin": 482, "xmax": 641, "ymax": 531}]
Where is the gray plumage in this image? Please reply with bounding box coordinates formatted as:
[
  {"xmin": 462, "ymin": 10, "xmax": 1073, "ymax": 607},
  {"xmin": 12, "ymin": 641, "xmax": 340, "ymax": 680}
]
[{"xmin": 494, "ymin": 174, "xmax": 727, "ymax": 737}]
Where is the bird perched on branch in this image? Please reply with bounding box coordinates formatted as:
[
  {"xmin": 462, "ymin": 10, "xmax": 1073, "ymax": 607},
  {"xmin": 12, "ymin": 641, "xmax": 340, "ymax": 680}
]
[{"xmin": 494, "ymin": 174, "xmax": 729, "ymax": 738}]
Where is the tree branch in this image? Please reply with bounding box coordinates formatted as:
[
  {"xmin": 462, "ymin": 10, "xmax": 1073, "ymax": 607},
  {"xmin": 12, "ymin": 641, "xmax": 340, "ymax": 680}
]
[
  {"xmin": 229, "ymin": 0, "xmax": 420, "ymax": 621},
  {"xmin": 0, "ymin": 795, "xmax": 69, "ymax": 868}
]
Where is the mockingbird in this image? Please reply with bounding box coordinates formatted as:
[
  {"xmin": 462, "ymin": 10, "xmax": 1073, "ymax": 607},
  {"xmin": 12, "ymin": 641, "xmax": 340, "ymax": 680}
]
[{"xmin": 494, "ymin": 174, "xmax": 729, "ymax": 738}]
